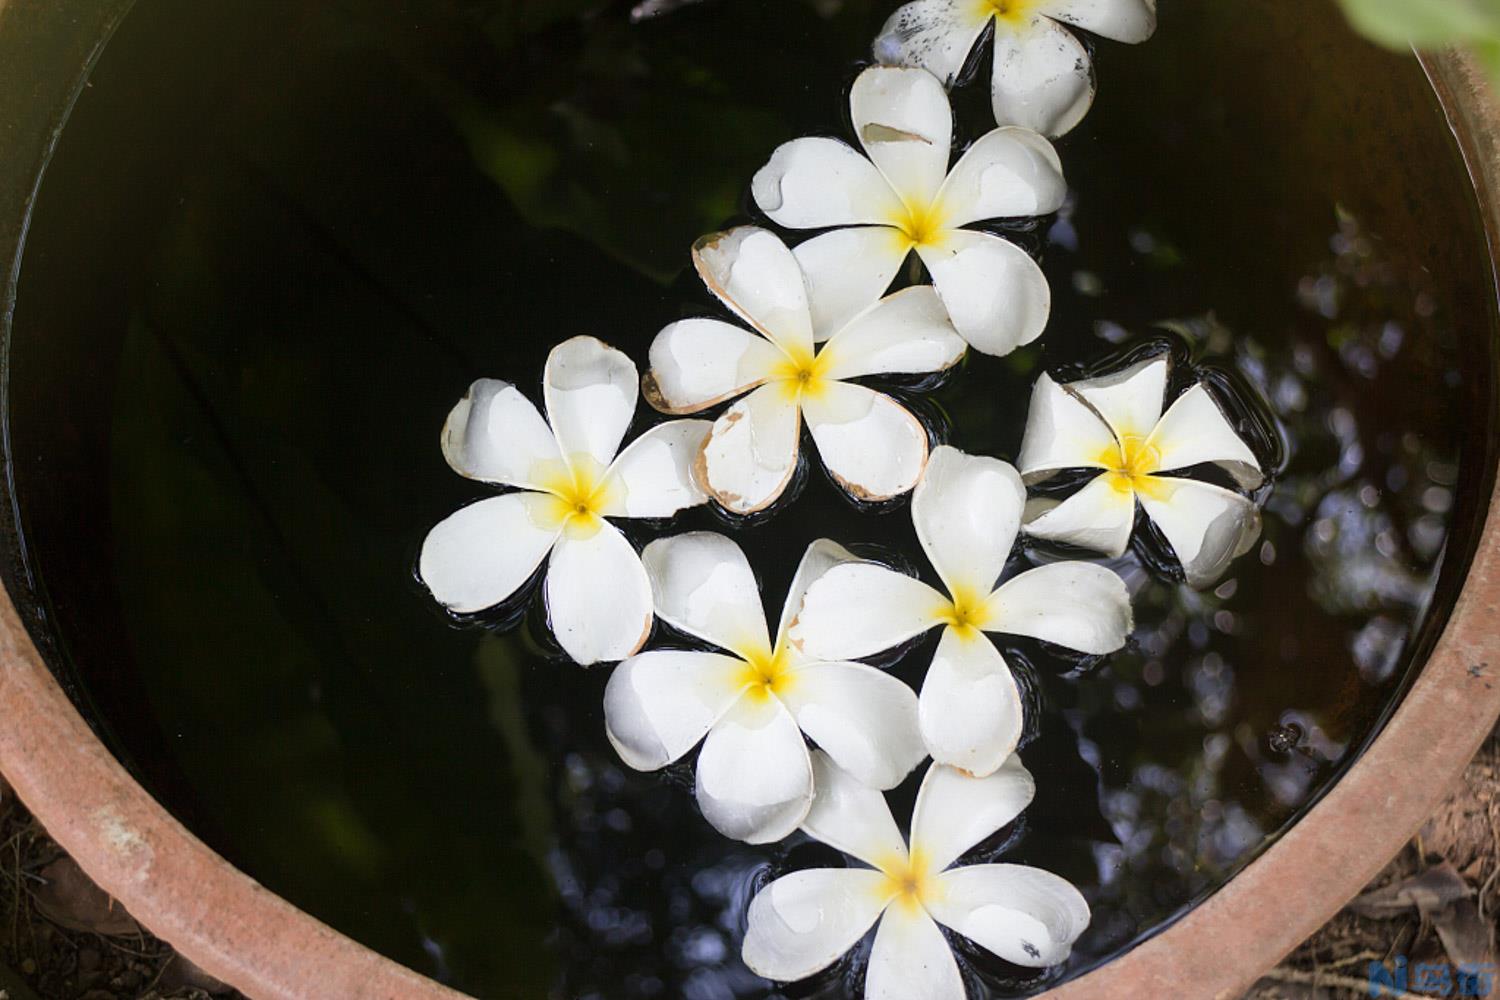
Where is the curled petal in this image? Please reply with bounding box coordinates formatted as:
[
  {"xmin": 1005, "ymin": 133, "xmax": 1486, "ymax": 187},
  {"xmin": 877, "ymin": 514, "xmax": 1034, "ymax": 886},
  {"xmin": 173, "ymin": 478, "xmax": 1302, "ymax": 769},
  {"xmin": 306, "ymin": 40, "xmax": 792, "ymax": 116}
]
[
  {"xmin": 939, "ymin": 127, "xmax": 1068, "ymax": 227},
  {"xmin": 928, "ymin": 864, "xmax": 1090, "ymax": 967},
  {"xmin": 792, "ymin": 562, "xmax": 947, "ymax": 662},
  {"xmin": 872, "ymin": 0, "xmax": 992, "ymax": 86},
  {"xmin": 1147, "ymin": 383, "xmax": 1265, "ymax": 489},
  {"xmin": 777, "ymin": 538, "xmax": 861, "ymax": 651},
  {"xmin": 440, "ymin": 379, "xmax": 561, "ymax": 489},
  {"xmin": 984, "ymin": 561, "xmax": 1133, "ymax": 655},
  {"xmin": 795, "ymin": 227, "xmax": 911, "ymax": 340},
  {"xmin": 546, "ymin": 523, "xmax": 653, "ymax": 665},
  {"xmin": 1043, "ymin": 0, "xmax": 1158, "ymax": 44},
  {"xmin": 804, "ymin": 382, "xmax": 929, "ymax": 503},
  {"xmin": 751, "ymin": 137, "xmax": 905, "ymax": 230},
  {"xmin": 742, "ymin": 868, "xmax": 890, "ymax": 983},
  {"xmin": 419, "ymin": 493, "xmax": 559, "ymax": 614},
  {"xmin": 693, "ymin": 228, "xmax": 815, "ymax": 358},
  {"xmin": 1023, "ymin": 473, "xmax": 1137, "ymax": 557},
  {"xmin": 604, "ymin": 650, "xmax": 748, "ymax": 770},
  {"xmin": 641, "ymin": 531, "xmax": 771, "ymax": 658},
  {"xmin": 644, "ymin": 319, "xmax": 782, "ymax": 414},
  {"xmin": 783, "ymin": 662, "xmax": 926, "ymax": 790},
  {"xmin": 910, "ymin": 756, "xmax": 1036, "ymax": 873},
  {"xmin": 866, "ymin": 905, "xmax": 966, "ymax": 1000},
  {"xmin": 695, "ymin": 696, "xmax": 814, "ymax": 844},
  {"xmin": 990, "ymin": 17, "xmax": 1095, "ymax": 138},
  {"xmin": 917, "ymin": 229, "xmax": 1050, "ymax": 356},
  {"xmin": 1070, "ymin": 354, "xmax": 1169, "ymax": 442},
  {"xmin": 850, "ymin": 65, "xmax": 954, "ymax": 210},
  {"xmin": 600, "ymin": 420, "xmax": 711, "ymax": 519},
  {"xmin": 544, "ymin": 336, "xmax": 639, "ymax": 472},
  {"xmin": 820, "ymin": 286, "xmax": 967, "ymax": 381},
  {"xmin": 1016, "ymin": 372, "xmax": 1118, "ymax": 480},
  {"xmin": 913, "ymin": 445, "xmax": 1025, "ymax": 601},
  {"xmin": 801, "ymin": 750, "xmax": 909, "ymax": 869},
  {"xmin": 699, "ymin": 382, "xmax": 802, "ymax": 515},
  {"xmin": 918, "ymin": 628, "xmax": 1025, "ymax": 778},
  {"xmin": 1138, "ymin": 477, "xmax": 1261, "ymax": 589}
]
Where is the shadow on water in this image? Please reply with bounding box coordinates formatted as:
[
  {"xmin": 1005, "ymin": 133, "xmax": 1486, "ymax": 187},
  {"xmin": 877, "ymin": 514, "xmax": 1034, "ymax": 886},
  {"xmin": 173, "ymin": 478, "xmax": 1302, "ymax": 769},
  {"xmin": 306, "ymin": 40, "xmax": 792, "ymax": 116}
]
[{"xmin": 4, "ymin": 0, "xmax": 1496, "ymax": 996}]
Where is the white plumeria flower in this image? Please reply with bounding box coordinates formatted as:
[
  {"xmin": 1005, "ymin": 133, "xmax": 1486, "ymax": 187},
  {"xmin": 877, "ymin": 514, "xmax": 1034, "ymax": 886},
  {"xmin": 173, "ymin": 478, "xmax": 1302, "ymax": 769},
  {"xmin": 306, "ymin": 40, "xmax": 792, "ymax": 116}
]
[
  {"xmin": 1016, "ymin": 353, "xmax": 1267, "ymax": 589},
  {"xmin": 873, "ymin": 0, "xmax": 1158, "ymax": 139},
  {"xmin": 419, "ymin": 336, "xmax": 712, "ymax": 666},
  {"xmin": 790, "ymin": 446, "xmax": 1131, "ymax": 777},
  {"xmin": 646, "ymin": 226, "xmax": 967, "ymax": 514},
  {"xmin": 743, "ymin": 752, "xmax": 1089, "ymax": 998},
  {"xmin": 605, "ymin": 533, "xmax": 926, "ymax": 844},
  {"xmin": 751, "ymin": 65, "xmax": 1066, "ymax": 356}
]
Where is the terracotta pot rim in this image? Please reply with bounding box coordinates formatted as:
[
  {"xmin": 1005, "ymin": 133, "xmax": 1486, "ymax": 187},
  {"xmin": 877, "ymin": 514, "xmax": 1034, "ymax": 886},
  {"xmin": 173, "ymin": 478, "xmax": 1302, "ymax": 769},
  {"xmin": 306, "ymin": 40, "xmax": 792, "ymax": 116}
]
[{"xmin": 0, "ymin": 5, "xmax": 1498, "ymax": 997}]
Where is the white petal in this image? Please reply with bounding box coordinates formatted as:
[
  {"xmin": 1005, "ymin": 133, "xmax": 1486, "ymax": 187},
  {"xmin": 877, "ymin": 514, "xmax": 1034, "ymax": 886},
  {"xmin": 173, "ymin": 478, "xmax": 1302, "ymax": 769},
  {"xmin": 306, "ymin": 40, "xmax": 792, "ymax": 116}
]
[
  {"xmin": 985, "ymin": 561, "xmax": 1132, "ymax": 655},
  {"xmin": 918, "ymin": 628, "xmax": 1025, "ymax": 778},
  {"xmin": 1015, "ymin": 372, "xmax": 1118, "ymax": 479},
  {"xmin": 641, "ymin": 531, "xmax": 771, "ymax": 658},
  {"xmin": 910, "ymin": 756, "xmax": 1036, "ymax": 872},
  {"xmin": 599, "ymin": 420, "xmax": 711, "ymax": 519},
  {"xmin": 1070, "ymin": 354, "xmax": 1169, "ymax": 441},
  {"xmin": 419, "ymin": 494, "xmax": 560, "ymax": 614},
  {"xmin": 742, "ymin": 868, "xmax": 891, "ymax": 983},
  {"xmin": 546, "ymin": 524, "xmax": 653, "ymax": 665},
  {"xmin": 928, "ymin": 864, "xmax": 1090, "ymax": 967},
  {"xmin": 850, "ymin": 65, "xmax": 954, "ymax": 210},
  {"xmin": 1147, "ymin": 383, "xmax": 1265, "ymax": 488},
  {"xmin": 604, "ymin": 650, "xmax": 749, "ymax": 770},
  {"xmin": 796, "ymin": 228, "xmax": 912, "ymax": 343},
  {"xmin": 819, "ymin": 287, "xmax": 967, "ymax": 381},
  {"xmin": 439, "ymin": 379, "xmax": 562, "ymax": 489},
  {"xmin": 776, "ymin": 538, "xmax": 862, "ymax": 651},
  {"xmin": 693, "ymin": 228, "xmax": 815, "ymax": 358},
  {"xmin": 783, "ymin": 662, "xmax": 926, "ymax": 790},
  {"xmin": 917, "ymin": 229, "xmax": 1050, "ymax": 356},
  {"xmin": 872, "ymin": 0, "xmax": 993, "ymax": 86},
  {"xmin": 699, "ymin": 382, "xmax": 802, "ymax": 515},
  {"xmin": 696, "ymin": 695, "xmax": 814, "ymax": 844},
  {"xmin": 643, "ymin": 319, "xmax": 782, "ymax": 414},
  {"xmin": 912, "ymin": 445, "xmax": 1025, "ymax": 600},
  {"xmin": 990, "ymin": 17, "xmax": 1095, "ymax": 138},
  {"xmin": 1022, "ymin": 473, "xmax": 1136, "ymax": 557},
  {"xmin": 801, "ymin": 750, "xmax": 908, "ymax": 869},
  {"xmin": 792, "ymin": 562, "xmax": 947, "ymax": 662},
  {"xmin": 1138, "ymin": 477, "xmax": 1261, "ymax": 589},
  {"xmin": 866, "ymin": 905, "xmax": 966, "ymax": 1000},
  {"xmin": 1042, "ymin": 0, "xmax": 1158, "ymax": 43},
  {"xmin": 939, "ymin": 127, "xmax": 1067, "ymax": 226},
  {"xmin": 752, "ymin": 137, "xmax": 905, "ymax": 229},
  {"xmin": 803, "ymin": 382, "xmax": 929, "ymax": 502},
  {"xmin": 543, "ymin": 336, "xmax": 639, "ymax": 471}
]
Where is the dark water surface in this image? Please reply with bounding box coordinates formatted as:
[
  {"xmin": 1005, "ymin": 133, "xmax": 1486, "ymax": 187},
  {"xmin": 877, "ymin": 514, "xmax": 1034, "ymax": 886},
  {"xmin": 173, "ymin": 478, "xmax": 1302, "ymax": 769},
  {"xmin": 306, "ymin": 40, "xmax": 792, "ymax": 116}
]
[{"xmin": 6, "ymin": 0, "xmax": 1498, "ymax": 996}]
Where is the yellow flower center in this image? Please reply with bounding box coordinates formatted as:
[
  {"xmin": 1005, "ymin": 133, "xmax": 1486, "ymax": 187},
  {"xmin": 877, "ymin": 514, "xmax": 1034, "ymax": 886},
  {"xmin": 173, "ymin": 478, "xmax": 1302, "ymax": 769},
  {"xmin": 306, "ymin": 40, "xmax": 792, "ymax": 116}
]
[
  {"xmin": 983, "ymin": 0, "xmax": 1036, "ymax": 25},
  {"xmin": 532, "ymin": 455, "xmax": 621, "ymax": 538},
  {"xmin": 736, "ymin": 646, "xmax": 796, "ymax": 703},
  {"xmin": 771, "ymin": 343, "xmax": 833, "ymax": 403},
  {"xmin": 877, "ymin": 851, "xmax": 940, "ymax": 914},
  {"xmin": 936, "ymin": 585, "xmax": 990, "ymax": 641},
  {"xmin": 892, "ymin": 200, "xmax": 949, "ymax": 251},
  {"xmin": 1098, "ymin": 435, "xmax": 1164, "ymax": 497}
]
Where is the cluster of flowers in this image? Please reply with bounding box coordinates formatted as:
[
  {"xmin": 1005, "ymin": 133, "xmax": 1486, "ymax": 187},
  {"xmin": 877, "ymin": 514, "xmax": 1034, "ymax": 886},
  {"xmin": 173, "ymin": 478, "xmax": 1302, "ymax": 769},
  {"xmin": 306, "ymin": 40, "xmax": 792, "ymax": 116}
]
[{"xmin": 419, "ymin": 2, "xmax": 1269, "ymax": 996}]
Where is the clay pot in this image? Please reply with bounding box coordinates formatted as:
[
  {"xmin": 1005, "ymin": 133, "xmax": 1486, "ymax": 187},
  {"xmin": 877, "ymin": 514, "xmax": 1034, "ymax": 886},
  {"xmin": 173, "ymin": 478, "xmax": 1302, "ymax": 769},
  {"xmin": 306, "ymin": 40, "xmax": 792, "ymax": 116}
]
[{"xmin": 0, "ymin": 2, "xmax": 1497, "ymax": 998}]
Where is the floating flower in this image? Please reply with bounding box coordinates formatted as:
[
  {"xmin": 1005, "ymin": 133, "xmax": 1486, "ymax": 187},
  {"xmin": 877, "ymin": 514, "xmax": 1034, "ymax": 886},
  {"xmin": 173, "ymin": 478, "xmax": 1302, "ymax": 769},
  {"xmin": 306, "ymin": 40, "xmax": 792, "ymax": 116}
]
[
  {"xmin": 646, "ymin": 226, "xmax": 967, "ymax": 514},
  {"xmin": 605, "ymin": 533, "xmax": 926, "ymax": 844},
  {"xmin": 419, "ymin": 336, "xmax": 711, "ymax": 666},
  {"xmin": 872, "ymin": 0, "xmax": 1158, "ymax": 139},
  {"xmin": 743, "ymin": 751, "xmax": 1089, "ymax": 997},
  {"xmin": 1016, "ymin": 353, "xmax": 1266, "ymax": 588},
  {"xmin": 751, "ymin": 65, "xmax": 1066, "ymax": 356},
  {"xmin": 790, "ymin": 446, "xmax": 1131, "ymax": 777}
]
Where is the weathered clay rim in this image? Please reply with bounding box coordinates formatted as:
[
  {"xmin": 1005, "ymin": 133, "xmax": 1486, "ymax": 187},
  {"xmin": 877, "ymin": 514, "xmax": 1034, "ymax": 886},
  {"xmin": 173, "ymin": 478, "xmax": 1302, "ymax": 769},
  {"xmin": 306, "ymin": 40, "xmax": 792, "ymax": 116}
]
[{"xmin": 0, "ymin": 6, "xmax": 1498, "ymax": 998}]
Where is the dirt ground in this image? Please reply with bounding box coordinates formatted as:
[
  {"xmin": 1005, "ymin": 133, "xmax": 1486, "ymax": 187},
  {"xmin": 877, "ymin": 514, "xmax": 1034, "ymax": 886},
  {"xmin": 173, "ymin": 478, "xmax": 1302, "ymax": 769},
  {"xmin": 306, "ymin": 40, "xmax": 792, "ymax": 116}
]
[{"xmin": 0, "ymin": 735, "xmax": 1494, "ymax": 1000}]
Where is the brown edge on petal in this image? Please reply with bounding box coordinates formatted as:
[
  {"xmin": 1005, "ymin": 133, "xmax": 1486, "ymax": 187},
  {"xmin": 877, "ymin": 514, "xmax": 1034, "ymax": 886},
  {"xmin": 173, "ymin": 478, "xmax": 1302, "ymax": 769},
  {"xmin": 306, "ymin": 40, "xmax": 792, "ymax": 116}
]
[
  {"xmin": 691, "ymin": 401, "xmax": 798, "ymax": 515},
  {"xmin": 821, "ymin": 395, "xmax": 930, "ymax": 503},
  {"xmin": 690, "ymin": 227, "xmax": 796, "ymax": 348}
]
